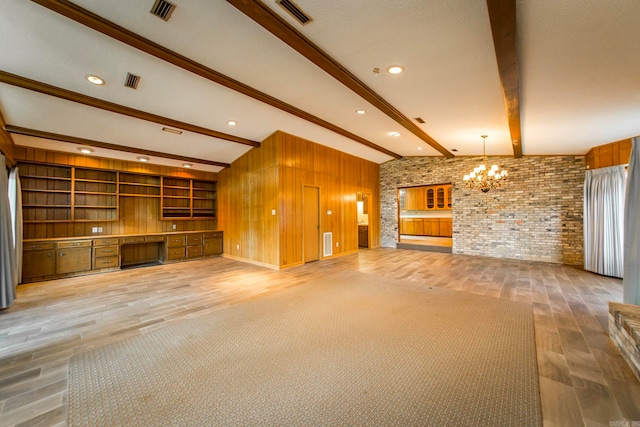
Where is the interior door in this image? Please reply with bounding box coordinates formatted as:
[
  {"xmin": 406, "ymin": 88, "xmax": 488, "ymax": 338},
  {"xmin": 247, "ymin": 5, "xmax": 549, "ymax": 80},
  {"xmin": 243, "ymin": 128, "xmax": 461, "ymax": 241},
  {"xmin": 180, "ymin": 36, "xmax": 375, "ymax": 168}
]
[{"xmin": 303, "ymin": 186, "xmax": 320, "ymax": 262}]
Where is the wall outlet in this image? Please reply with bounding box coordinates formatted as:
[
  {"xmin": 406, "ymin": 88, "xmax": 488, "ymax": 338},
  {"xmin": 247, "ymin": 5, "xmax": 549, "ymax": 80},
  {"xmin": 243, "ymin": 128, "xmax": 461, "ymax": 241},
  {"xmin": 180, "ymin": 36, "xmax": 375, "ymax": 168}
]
[
  {"xmin": 336, "ymin": 242, "xmax": 339, "ymax": 247},
  {"xmin": 172, "ymin": 224, "xmax": 177, "ymax": 230},
  {"xmin": 327, "ymin": 210, "xmax": 332, "ymax": 215},
  {"xmin": 272, "ymin": 209, "xmax": 276, "ymax": 215},
  {"xmin": 236, "ymin": 244, "xmax": 240, "ymax": 250},
  {"xmin": 98, "ymin": 227, "xmax": 103, "ymax": 232},
  {"xmin": 92, "ymin": 227, "xmax": 98, "ymax": 233}
]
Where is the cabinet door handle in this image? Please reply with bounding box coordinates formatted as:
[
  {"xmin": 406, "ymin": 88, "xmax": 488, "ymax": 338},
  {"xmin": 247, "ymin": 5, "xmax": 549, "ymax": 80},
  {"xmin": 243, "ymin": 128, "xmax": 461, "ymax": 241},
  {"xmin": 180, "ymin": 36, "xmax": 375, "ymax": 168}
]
[
  {"xmin": 60, "ymin": 252, "xmax": 65, "ymax": 256},
  {"xmin": 47, "ymin": 253, "xmax": 52, "ymax": 257}
]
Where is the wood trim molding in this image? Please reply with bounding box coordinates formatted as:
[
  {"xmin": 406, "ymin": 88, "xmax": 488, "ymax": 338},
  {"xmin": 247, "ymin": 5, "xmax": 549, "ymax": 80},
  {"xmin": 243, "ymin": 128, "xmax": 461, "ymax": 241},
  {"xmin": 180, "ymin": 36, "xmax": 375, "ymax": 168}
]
[
  {"xmin": 0, "ymin": 109, "xmax": 16, "ymax": 165},
  {"xmin": 0, "ymin": 70, "xmax": 259, "ymax": 148},
  {"xmin": 486, "ymin": 0, "xmax": 523, "ymax": 158},
  {"xmin": 30, "ymin": 0, "xmax": 400, "ymax": 159},
  {"xmin": 5, "ymin": 125, "xmax": 231, "ymax": 168},
  {"xmin": 226, "ymin": 0, "xmax": 453, "ymax": 159}
]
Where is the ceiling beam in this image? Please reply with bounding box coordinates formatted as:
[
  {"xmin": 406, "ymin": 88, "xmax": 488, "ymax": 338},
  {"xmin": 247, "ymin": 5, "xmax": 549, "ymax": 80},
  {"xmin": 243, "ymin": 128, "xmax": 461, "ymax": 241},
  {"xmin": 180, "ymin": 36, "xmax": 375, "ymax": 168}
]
[
  {"xmin": 5, "ymin": 125, "xmax": 230, "ymax": 168},
  {"xmin": 30, "ymin": 0, "xmax": 401, "ymax": 159},
  {"xmin": 486, "ymin": 0, "xmax": 523, "ymax": 158},
  {"xmin": 0, "ymin": 70, "xmax": 260, "ymax": 148},
  {"xmin": 226, "ymin": 0, "xmax": 454, "ymax": 159}
]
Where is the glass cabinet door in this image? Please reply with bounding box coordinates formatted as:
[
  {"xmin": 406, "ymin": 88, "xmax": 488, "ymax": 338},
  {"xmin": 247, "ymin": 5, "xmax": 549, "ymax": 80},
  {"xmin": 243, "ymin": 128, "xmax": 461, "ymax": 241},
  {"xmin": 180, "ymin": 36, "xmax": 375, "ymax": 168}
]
[
  {"xmin": 426, "ymin": 188, "xmax": 435, "ymax": 209},
  {"xmin": 437, "ymin": 187, "xmax": 445, "ymax": 209}
]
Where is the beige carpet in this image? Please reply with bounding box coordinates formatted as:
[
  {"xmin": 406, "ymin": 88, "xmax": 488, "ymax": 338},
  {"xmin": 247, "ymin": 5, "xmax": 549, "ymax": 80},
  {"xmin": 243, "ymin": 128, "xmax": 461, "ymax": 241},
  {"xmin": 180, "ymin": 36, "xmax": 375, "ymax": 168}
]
[{"xmin": 69, "ymin": 271, "xmax": 542, "ymax": 426}]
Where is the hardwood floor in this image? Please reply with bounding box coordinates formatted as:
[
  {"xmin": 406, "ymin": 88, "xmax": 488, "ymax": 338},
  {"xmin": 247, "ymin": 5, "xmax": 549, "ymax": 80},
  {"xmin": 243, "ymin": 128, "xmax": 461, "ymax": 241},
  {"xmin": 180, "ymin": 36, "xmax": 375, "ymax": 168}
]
[{"xmin": 1, "ymin": 248, "xmax": 638, "ymax": 426}]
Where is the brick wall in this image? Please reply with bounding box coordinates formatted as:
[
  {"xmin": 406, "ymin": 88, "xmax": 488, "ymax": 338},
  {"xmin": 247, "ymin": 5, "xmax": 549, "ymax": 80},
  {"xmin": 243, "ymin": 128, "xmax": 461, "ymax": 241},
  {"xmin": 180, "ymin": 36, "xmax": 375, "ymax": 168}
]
[{"xmin": 380, "ymin": 155, "xmax": 585, "ymax": 265}]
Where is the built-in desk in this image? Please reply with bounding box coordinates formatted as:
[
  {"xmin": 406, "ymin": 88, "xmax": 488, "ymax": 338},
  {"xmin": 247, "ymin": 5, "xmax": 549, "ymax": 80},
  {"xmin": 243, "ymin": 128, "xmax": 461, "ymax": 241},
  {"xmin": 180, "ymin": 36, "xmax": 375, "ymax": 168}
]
[{"xmin": 22, "ymin": 230, "xmax": 223, "ymax": 283}]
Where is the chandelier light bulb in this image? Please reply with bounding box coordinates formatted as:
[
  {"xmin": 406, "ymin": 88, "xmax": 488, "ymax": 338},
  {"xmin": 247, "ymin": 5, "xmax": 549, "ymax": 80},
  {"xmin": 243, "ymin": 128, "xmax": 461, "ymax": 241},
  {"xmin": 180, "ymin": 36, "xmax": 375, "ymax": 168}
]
[{"xmin": 462, "ymin": 135, "xmax": 509, "ymax": 192}]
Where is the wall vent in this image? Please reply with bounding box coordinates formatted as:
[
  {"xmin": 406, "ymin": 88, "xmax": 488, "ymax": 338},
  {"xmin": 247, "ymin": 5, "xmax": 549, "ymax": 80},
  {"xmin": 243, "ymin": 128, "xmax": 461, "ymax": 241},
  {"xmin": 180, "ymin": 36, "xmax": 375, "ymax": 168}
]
[
  {"xmin": 277, "ymin": 0, "xmax": 313, "ymax": 25},
  {"xmin": 150, "ymin": 0, "xmax": 176, "ymax": 21},
  {"xmin": 124, "ymin": 73, "xmax": 141, "ymax": 89},
  {"xmin": 323, "ymin": 232, "xmax": 332, "ymax": 257},
  {"xmin": 414, "ymin": 117, "xmax": 426, "ymax": 124}
]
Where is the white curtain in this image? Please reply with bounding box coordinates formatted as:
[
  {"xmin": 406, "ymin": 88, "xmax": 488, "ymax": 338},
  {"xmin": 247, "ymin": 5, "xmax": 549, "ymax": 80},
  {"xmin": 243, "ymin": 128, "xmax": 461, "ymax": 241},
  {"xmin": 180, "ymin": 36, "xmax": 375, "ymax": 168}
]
[
  {"xmin": 584, "ymin": 164, "xmax": 626, "ymax": 277},
  {"xmin": 623, "ymin": 137, "xmax": 640, "ymax": 304},
  {"xmin": 1, "ymin": 154, "xmax": 17, "ymax": 309},
  {"xmin": 9, "ymin": 167, "xmax": 23, "ymax": 285}
]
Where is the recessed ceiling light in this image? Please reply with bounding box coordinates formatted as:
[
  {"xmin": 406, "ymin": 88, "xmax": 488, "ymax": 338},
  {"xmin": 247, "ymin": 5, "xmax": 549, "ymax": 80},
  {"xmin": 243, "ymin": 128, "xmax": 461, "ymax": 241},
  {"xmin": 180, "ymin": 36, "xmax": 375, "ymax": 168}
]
[
  {"xmin": 77, "ymin": 147, "xmax": 94, "ymax": 154},
  {"xmin": 86, "ymin": 74, "xmax": 105, "ymax": 85},
  {"xmin": 387, "ymin": 66, "xmax": 404, "ymax": 74},
  {"xmin": 162, "ymin": 127, "xmax": 182, "ymax": 135},
  {"xmin": 417, "ymin": 147, "xmax": 423, "ymax": 150},
  {"xmin": 355, "ymin": 109, "xmax": 366, "ymax": 115},
  {"xmin": 137, "ymin": 156, "xmax": 149, "ymax": 162},
  {"xmin": 226, "ymin": 120, "xmax": 237, "ymax": 126},
  {"xmin": 183, "ymin": 163, "xmax": 192, "ymax": 168},
  {"xmin": 390, "ymin": 131, "xmax": 401, "ymax": 137}
]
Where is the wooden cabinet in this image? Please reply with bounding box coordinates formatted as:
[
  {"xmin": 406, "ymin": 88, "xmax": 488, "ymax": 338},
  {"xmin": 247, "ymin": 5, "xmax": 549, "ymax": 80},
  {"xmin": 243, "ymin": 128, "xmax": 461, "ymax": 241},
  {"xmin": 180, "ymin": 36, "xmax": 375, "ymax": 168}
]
[
  {"xmin": 56, "ymin": 241, "xmax": 92, "ymax": 274},
  {"xmin": 358, "ymin": 225, "xmax": 369, "ymax": 248},
  {"xmin": 399, "ymin": 218, "xmax": 452, "ymax": 237},
  {"xmin": 400, "ymin": 184, "xmax": 452, "ymax": 211},
  {"xmin": 93, "ymin": 238, "xmax": 120, "ymax": 270},
  {"xmin": 22, "ymin": 231, "xmax": 223, "ymax": 282},
  {"xmin": 22, "ymin": 242, "xmax": 56, "ymax": 280},
  {"xmin": 203, "ymin": 231, "xmax": 223, "ymax": 256}
]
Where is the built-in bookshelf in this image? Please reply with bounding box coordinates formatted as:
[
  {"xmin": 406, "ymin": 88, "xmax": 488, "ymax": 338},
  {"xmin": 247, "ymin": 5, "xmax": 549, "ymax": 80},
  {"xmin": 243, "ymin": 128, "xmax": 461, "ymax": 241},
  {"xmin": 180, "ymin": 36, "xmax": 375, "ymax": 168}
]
[{"xmin": 19, "ymin": 162, "xmax": 217, "ymax": 223}]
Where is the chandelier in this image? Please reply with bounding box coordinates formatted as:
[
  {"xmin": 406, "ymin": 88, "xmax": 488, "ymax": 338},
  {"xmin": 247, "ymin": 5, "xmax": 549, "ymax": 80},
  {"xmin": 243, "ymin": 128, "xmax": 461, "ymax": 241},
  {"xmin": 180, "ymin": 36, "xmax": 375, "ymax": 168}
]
[{"xmin": 463, "ymin": 135, "xmax": 508, "ymax": 192}]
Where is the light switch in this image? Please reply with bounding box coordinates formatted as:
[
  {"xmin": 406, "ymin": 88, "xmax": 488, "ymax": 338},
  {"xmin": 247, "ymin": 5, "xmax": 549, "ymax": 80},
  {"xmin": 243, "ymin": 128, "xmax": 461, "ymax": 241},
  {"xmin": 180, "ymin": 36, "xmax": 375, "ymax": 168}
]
[
  {"xmin": 272, "ymin": 209, "xmax": 276, "ymax": 215},
  {"xmin": 327, "ymin": 210, "xmax": 332, "ymax": 215}
]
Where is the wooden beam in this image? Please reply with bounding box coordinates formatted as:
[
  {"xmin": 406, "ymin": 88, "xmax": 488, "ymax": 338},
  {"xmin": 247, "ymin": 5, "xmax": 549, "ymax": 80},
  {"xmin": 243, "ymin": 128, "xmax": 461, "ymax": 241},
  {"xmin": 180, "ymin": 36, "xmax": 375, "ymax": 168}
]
[
  {"xmin": 0, "ymin": 70, "xmax": 259, "ymax": 148},
  {"xmin": 29, "ymin": 0, "xmax": 401, "ymax": 159},
  {"xmin": 225, "ymin": 0, "xmax": 453, "ymax": 159},
  {"xmin": 486, "ymin": 0, "xmax": 523, "ymax": 158},
  {"xmin": 0, "ymin": 109, "xmax": 16, "ymax": 165},
  {"xmin": 4, "ymin": 125, "xmax": 231, "ymax": 168}
]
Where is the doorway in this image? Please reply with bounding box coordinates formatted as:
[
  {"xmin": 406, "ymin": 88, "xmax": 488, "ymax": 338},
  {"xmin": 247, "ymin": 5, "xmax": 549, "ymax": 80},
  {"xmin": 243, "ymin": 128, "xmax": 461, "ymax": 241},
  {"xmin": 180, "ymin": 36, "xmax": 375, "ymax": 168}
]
[
  {"xmin": 357, "ymin": 192, "xmax": 370, "ymax": 249},
  {"xmin": 303, "ymin": 186, "xmax": 320, "ymax": 262}
]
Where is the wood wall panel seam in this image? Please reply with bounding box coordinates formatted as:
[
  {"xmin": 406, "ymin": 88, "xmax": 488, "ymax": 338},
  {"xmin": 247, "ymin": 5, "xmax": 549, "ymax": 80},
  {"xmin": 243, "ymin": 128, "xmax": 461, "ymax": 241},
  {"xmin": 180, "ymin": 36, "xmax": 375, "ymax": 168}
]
[
  {"xmin": 225, "ymin": 0, "xmax": 451, "ymax": 159},
  {"xmin": 29, "ymin": 0, "xmax": 400, "ymax": 159},
  {"xmin": 0, "ymin": 69, "xmax": 259, "ymax": 147}
]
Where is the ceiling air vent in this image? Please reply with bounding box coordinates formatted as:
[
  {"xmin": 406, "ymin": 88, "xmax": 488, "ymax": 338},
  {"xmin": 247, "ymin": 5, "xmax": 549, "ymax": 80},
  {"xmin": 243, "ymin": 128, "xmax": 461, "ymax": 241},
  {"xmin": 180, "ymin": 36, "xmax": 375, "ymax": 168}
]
[
  {"xmin": 124, "ymin": 73, "xmax": 141, "ymax": 89},
  {"xmin": 414, "ymin": 117, "xmax": 426, "ymax": 124},
  {"xmin": 150, "ymin": 0, "xmax": 176, "ymax": 21},
  {"xmin": 277, "ymin": 0, "xmax": 313, "ymax": 25}
]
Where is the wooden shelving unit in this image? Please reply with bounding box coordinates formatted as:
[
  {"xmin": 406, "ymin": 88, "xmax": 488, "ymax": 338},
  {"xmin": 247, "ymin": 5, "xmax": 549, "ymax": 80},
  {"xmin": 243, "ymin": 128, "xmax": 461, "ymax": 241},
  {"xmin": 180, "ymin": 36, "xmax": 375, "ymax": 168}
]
[
  {"xmin": 19, "ymin": 163, "xmax": 217, "ymax": 224},
  {"xmin": 73, "ymin": 168, "xmax": 118, "ymax": 221},
  {"xmin": 118, "ymin": 173, "xmax": 161, "ymax": 197},
  {"xmin": 161, "ymin": 177, "xmax": 191, "ymax": 219},
  {"xmin": 20, "ymin": 163, "xmax": 72, "ymax": 223}
]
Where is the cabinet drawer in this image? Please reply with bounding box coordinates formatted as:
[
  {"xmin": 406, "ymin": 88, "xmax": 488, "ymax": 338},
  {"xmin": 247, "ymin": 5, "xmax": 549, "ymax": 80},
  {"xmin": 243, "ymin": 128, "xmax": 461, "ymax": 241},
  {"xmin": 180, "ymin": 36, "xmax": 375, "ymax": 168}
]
[
  {"xmin": 24, "ymin": 242, "xmax": 55, "ymax": 251},
  {"xmin": 94, "ymin": 238, "xmax": 119, "ymax": 246},
  {"xmin": 202, "ymin": 231, "xmax": 222, "ymax": 239},
  {"xmin": 167, "ymin": 235, "xmax": 186, "ymax": 247},
  {"xmin": 121, "ymin": 236, "xmax": 145, "ymax": 244},
  {"xmin": 93, "ymin": 255, "xmax": 119, "ymax": 269},
  {"xmin": 186, "ymin": 234, "xmax": 202, "ymax": 245},
  {"xmin": 167, "ymin": 247, "xmax": 185, "ymax": 260},
  {"xmin": 186, "ymin": 245, "xmax": 203, "ymax": 258},
  {"xmin": 58, "ymin": 240, "xmax": 92, "ymax": 248},
  {"xmin": 145, "ymin": 235, "xmax": 165, "ymax": 243},
  {"xmin": 94, "ymin": 246, "xmax": 119, "ymax": 257}
]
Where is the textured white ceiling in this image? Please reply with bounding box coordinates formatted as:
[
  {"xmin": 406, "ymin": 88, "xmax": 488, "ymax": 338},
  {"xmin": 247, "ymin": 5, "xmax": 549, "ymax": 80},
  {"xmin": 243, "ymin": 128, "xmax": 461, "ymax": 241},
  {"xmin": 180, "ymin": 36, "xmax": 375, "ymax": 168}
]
[{"xmin": 0, "ymin": 0, "xmax": 638, "ymax": 169}]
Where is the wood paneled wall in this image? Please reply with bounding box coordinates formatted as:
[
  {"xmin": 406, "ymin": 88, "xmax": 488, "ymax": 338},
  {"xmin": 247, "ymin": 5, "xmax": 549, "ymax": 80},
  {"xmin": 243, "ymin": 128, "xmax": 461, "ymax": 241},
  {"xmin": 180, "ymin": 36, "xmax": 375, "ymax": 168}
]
[
  {"xmin": 585, "ymin": 138, "xmax": 632, "ymax": 170},
  {"xmin": 15, "ymin": 147, "xmax": 218, "ymax": 240},
  {"xmin": 218, "ymin": 131, "xmax": 380, "ymax": 269}
]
